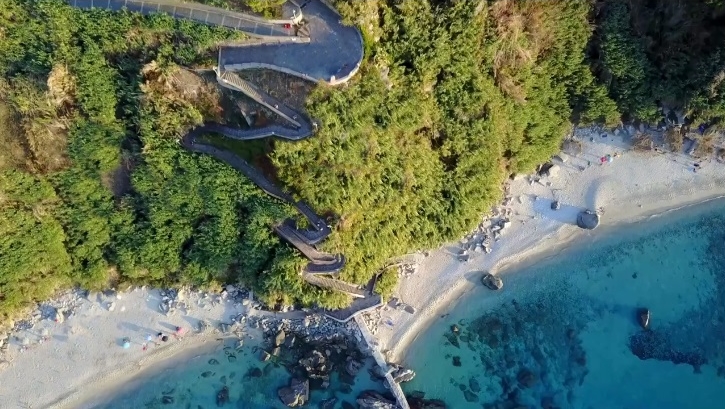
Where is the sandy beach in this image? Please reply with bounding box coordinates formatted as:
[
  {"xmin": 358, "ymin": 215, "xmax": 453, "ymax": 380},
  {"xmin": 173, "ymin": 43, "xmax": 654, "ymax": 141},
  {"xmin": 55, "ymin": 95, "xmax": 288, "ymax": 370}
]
[
  {"xmin": 0, "ymin": 286, "xmax": 256, "ymax": 408},
  {"xmin": 377, "ymin": 127, "xmax": 725, "ymax": 362},
  {"xmin": 0, "ymin": 127, "xmax": 723, "ymax": 408}
]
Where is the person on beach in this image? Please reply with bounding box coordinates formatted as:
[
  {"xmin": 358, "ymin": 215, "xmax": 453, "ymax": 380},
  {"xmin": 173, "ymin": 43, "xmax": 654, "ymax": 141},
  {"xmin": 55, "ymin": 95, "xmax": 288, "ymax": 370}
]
[{"xmin": 174, "ymin": 326, "xmax": 185, "ymax": 339}]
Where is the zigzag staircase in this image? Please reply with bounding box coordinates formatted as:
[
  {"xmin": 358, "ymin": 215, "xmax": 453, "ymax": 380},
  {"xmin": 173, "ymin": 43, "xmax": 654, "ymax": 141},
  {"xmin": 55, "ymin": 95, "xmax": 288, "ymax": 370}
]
[{"xmin": 182, "ymin": 68, "xmax": 368, "ymax": 298}]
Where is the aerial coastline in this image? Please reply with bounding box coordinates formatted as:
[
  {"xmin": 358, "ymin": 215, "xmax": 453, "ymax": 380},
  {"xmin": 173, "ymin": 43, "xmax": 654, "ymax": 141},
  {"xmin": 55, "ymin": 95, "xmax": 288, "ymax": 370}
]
[
  {"xmin": 377, "ymin": 127, "xmax": 725, "ymax": 363},
  {"xmin": 3, "ymin": 0, "xmax": 725, "ymax": 407},
  {"xmin": 1, "ymin": 126, "xmax": 723, "ymax": 408}
]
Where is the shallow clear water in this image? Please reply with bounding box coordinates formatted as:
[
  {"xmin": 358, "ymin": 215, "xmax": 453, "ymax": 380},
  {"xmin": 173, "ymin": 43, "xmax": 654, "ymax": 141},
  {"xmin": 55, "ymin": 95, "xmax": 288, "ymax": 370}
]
[
  {"xmin": 93, "ymin": 335, "xmax": 388, "ymax": 408},
  {"xmin": 403, "ymin": 199, "xmax": 725, "ymax": 408}
]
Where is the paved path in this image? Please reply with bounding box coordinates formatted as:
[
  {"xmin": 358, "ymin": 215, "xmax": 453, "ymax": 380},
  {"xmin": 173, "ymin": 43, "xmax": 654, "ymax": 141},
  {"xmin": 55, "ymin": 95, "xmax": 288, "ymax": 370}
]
[
  {"xmin": 69, "ymin": 0, "xmax": 393, "ymax": 363},
  {"xmin": 220, "ymin": 0, "xmax": 363, "ymax": 83},
  {"xmin": 68, "ymin": 0, "xmax": 364, "ymax": 84},
  {"xmin": 69, "ymin": 0, "xmax": 303, "ymax": 38}
]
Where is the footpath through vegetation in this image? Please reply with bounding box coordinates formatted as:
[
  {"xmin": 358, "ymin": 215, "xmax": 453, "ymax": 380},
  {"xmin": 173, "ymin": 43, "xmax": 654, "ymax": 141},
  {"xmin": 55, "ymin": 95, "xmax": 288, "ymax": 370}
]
[{"xmin": 2, "ymin": 0, "xmax": 725, "ymax": 327}]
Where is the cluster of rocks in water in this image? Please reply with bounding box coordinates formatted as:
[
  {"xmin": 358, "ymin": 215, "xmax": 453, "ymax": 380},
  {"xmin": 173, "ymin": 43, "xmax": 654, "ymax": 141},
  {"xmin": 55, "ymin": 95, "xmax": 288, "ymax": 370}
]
[
  {"xmin": 0, "ymin": 282, "xmax": 419, "ymax": 408},
  {"xmin": 154, "ymin": 308, "xmax": 419, "ymax": 408},
  {"xmin": 628, "ymin": 222, "xmax": 725, "ymax": 377},
  {"xmin": 249, "ymin": 323, "xmax": 417, "ymax": 408},
  {"xmin": 440, "ymin": 293, "xmax": 589, "ymax": 409}
]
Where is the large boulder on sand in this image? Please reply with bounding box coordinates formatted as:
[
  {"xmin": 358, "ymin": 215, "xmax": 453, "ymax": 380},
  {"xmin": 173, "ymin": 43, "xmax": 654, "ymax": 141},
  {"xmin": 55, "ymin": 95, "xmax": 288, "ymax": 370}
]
[
  {"xmin": 481, "ymin": 273, "xmax": 503, "ymax": 290},
  {"xmin": 538, "ymin": 162, "xmax": 560, "ymax": 178},
  {"xmin": 577, "ymin": 210, "xmax": 600, "ymax": 230}
]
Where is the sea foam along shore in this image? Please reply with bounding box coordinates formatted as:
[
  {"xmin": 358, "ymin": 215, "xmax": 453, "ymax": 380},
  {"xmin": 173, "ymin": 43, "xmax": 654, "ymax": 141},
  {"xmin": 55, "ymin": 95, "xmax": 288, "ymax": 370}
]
[{"xmin": 377, "ymin": 127, "xmax": 725, "ymax": 363}]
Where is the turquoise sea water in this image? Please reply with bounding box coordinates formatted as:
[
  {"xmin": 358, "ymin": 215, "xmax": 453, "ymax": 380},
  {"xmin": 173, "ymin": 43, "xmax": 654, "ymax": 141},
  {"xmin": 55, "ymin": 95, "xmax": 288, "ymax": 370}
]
[
  {"xmin": 403, "ymin": 199, "xmax": 725, "ymax": 409},
  {"xmin": 92, "ymin": 335, "xmax": 389, "ymax": 408}
]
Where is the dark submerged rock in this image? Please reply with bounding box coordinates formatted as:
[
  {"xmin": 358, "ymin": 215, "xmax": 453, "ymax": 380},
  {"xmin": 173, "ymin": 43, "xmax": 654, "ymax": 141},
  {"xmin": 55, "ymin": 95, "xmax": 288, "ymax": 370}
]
[
  {"xmin": 407, "ymin": 397, "xmax": 447, "ymax": 409},
  {"xmin": 517, "ymin": 368, "xmax": 537, "ymax": 388},
  {"xmin": 245, "ymin": 367, "xmax": 262, "ymax": 378},
  {"xmin": 320, "ymin": 397, "xmax": 337, "ymax": 409},
  {"xmin": 408, "ymin": 390, "xmax": 425, "ymax": 400},
  {"xmin": 277, "ymin": 378, "xmax": 309, "ymax": 407},
  {"xmin": 444, "ymin": 332, "xmax": 460, "ymax": 348},
  {"xmin": 629, "ymin": 330, "xmax": 707, "ymax": 371},
  {"xmin": 541, "ymin": 396, "xmax": 555, "ymax": 409},
  {"xmin": 452, "ymin": 356, "xmax": 462, "ymax": 367},
  {"xmin": 345, "ymin": 358, "xmax": 363, "ymax": 377},
  {"xmin": 216, "ymin": 386, "xmax": 229, "ymax": 407},
  {"xmin": 463, "ymin": 389, "xmax": 478, "ymax": 402},
  {"xmin": 469, "ymin": 377, "xmax": 481, "ymax": 392}
]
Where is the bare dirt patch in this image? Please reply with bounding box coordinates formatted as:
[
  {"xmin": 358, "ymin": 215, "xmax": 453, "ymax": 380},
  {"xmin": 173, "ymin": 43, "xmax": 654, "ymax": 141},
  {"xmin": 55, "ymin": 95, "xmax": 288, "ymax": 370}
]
[
  {"xmin": 102, "ymin": 154, "xmax": 134, "ymax": 199},
  {"xmin": 237, "ymin": 69, "xmax": 315, "ymax": 114},
  {"xmin": 0, "ymin": 102, "xmax": 28, "ymax": 171}
]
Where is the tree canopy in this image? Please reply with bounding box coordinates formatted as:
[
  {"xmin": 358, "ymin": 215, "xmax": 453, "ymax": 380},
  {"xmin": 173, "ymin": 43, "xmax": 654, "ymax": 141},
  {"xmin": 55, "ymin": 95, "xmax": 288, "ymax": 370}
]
[{"xmin": 1, "ymin": 0, "xmax": 725, "ymax": 323}]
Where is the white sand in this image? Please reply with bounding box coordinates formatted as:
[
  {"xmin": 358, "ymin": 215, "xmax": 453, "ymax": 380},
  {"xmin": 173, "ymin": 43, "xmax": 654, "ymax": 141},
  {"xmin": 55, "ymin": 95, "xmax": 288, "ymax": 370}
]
[
  {"xmin": 379, "ymin": 129, "xmax": 725, "ymax": 361},
  {"xmin": 0, "ymin": 129, "xmax": 723, "ymax": 408},
  {"xmin": 0, "ymin": 287, "xmax": 251, "ymax": 409}
]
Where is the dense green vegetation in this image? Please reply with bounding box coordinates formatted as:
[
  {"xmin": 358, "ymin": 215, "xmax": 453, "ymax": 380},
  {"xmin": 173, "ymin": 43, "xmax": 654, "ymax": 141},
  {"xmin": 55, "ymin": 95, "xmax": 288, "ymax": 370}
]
[
  {"xmin": 194, "ymin": 0, "xmax": 286, "ymax": 18},
  {"xmin": 1, "ymin": 0, "xmax": 725, "ymax": 323}
]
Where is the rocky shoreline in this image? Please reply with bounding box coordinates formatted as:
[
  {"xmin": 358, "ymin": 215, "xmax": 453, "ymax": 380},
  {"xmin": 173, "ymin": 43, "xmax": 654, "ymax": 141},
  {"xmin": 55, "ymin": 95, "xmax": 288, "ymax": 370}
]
[{"xmin": 0, "ymin": 283, "xmax": 426, "ymax": 408}]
